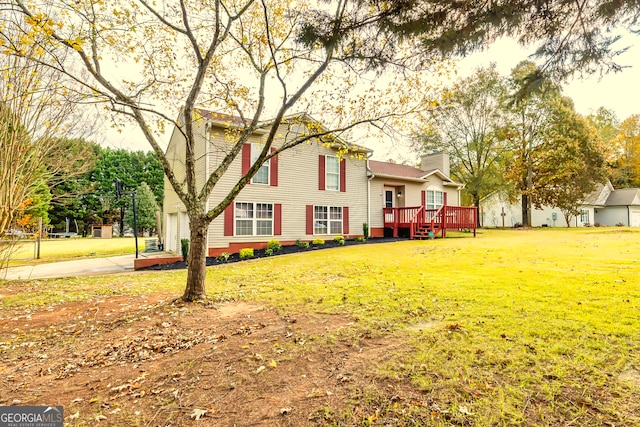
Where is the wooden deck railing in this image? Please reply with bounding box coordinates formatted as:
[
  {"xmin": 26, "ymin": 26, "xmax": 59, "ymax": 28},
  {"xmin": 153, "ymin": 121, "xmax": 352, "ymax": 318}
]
[
  {"xmin": 384, "ymin": 205, "xmax": 477, "ymax": 238},
  {"xmin": 383, "ymin": 206, "xmax": 422, "ymax": 230}
]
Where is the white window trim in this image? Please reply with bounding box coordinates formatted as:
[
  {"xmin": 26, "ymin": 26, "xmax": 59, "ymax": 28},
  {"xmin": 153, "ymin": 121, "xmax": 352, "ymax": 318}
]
[
  {"xmin": 250, "ymin": 143, "xmax": 270, "ymax": 185},
  {"xmin": 314, "ymin": 205, "xmax": 343, "ymax": 235},
  {"xmin": 426, "ymin": 189, "xmax": 444, "ymax": 210},
  {"xmin": 234, "ymin": 201, "xmax": 274, "ymax": 236},
  {"xmin": 325, "ymin": 155, "xmax": 340, "ymax": 191},
  {"xmin": 580, "ymin": 209, "xmax": 590, "ymax": 224}
]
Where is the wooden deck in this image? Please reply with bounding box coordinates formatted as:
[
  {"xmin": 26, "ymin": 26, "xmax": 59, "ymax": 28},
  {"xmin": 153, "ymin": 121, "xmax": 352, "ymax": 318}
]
[{"xmin": 383, "ymin": 205, "xmax": 478, "ymax": 239}]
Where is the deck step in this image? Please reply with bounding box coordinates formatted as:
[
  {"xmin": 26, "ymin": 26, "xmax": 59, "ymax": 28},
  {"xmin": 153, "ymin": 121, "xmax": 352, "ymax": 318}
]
[{"xmin": 414, "ymin": 226, "xmax": 440, "ymax": 239}]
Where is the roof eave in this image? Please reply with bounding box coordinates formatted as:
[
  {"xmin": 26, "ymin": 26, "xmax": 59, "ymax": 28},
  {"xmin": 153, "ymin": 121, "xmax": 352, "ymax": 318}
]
[
  {"xmin": 371, "ymin": 173, "xmax": 427, "ymax": 183},
  {"xmin": 370, "ymin": 172, "xmax": 464, "ymax": 187}
]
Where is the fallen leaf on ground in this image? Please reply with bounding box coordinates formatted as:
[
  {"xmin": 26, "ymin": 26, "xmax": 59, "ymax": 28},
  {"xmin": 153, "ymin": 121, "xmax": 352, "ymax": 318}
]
[
  {"xmin": 459, "ymin": 405, "xmax": 473, "ymax": 415},
  {"xmin": 190, "ymin": 408, "xmax": 207, "ymax": 420}
]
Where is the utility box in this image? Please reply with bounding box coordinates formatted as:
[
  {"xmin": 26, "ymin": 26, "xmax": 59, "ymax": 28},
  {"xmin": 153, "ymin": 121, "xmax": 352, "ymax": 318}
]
[
  {"xmin": 144, "ymin": 238, "xmax": 160, "ymax": 252},
  {"xmin": 92, "ymin": 225, "xmax": 113, "ymax": 239}
]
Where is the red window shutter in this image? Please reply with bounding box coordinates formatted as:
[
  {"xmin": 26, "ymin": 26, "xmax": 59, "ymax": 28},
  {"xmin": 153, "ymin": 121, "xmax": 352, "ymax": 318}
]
[
  {"xmin": 421, "ymin": 190, "xmax": 426, "ymax": 207},
  {"xmin": 242, "ymin": 144, "xmax": 251, "ymax": 176},
  {"xmin": 318, "ymin": 155, "xmax": 325, "ymax": 190},
  {"xmin": 274, "ymin": 204, "xmax": 282, "ymax": 235},
  {"xmin": 270, "ymin": 148, "xmax": 278, "ymax": 187},
  {"xmin": 224, "ymin": 203, "xmax": 234, "ymax": 236},
  {"xmin": 343, "ymin": 206, "xmax": 349, "ymax": 235},
  {"xmin": 340, "ymin": 159, "xmax": 346, "ymax": 192},
  {"xmin": 306, "ymin": 205, "xmax": 314, "ymax": 235}
]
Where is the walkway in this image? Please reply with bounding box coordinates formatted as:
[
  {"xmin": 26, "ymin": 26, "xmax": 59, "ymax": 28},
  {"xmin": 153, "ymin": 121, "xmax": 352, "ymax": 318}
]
[{"xmin": 0, "ymin": 254, "xmax": 136, "ymax": 280}]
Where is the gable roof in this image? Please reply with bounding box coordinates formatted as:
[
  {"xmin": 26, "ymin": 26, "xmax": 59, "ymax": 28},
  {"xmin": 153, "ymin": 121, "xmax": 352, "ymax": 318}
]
[
  {"xmin": 192, "ymin": 108, "xmax": 371, "ymax": 154},
  {"xmin": 368, "ymin": 160, "xmax": 463, "ymax": 187},
  {"xmin": 194, "ymin": 109, "xmax": 244, "ymax": 125},
  {"xmin": 369, "ymin": 160, "xmax": 430, "ymax": 179},
  {"xmin": 582, "ymin": 181, "xmax": 614, "ymax": 206},
  {"xmin": 605, "ymin": 188, "xmax": 640, "ymax": 206}
]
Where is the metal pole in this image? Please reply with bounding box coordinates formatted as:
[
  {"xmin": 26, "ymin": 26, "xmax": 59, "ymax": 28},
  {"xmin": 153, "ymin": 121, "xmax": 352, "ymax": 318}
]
[
  {"xmin": 132, "ymin": 192, "xmax": 139, "ymax": 259},
  {"xmin": 37, "ymin": 217, "xmax": 42, "ymax": 259}
]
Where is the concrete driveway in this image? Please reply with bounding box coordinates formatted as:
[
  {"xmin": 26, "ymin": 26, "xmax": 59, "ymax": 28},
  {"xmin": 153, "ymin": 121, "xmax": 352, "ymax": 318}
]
[{"xmin": 0, "ymin": 254, "xmax": 136, "ymax": 280}]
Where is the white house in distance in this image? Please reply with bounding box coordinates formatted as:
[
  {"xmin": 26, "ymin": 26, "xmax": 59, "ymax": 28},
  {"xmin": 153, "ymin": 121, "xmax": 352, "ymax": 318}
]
[
  {"xmin": 481, "ymin": 181, "xmax": 640, "ymax": 227},
  {"xmin": 161, "ymin": 109, "xmax": 476, "ymax": 258}
]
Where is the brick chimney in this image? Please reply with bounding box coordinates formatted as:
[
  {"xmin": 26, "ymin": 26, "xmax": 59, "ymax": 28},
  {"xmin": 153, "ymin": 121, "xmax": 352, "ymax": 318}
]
[{"xmin": 421, "ymin": 152, "xmax": 450, "ymax": 177}]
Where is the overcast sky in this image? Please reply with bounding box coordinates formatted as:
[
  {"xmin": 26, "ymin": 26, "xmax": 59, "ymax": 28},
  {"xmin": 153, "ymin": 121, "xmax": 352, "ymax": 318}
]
[
  {"xmin": 458, "ymin": 35, "xmax": 640, "ymax": 121},
  {"xmin": 100, "ymin": 32, "xmax": 640, "ymax": 156}
]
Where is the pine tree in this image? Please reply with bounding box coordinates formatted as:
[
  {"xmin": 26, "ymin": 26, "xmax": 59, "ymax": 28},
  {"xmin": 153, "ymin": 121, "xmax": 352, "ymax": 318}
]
[{"xmin": 124, "ymin": 183, "xmax": 160, "ymax": 236}]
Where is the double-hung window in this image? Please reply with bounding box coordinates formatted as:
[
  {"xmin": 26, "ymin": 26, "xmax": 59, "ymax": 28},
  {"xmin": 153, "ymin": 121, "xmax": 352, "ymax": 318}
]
[
  {"xmin": 235, "ymin": 202, "xmax": 273, "ymax": 236},
  {"xmin": 251, "ymin": 143, "xmax": 270, "ymax": 185},
  {"xmin": 326, "ymin": 156, "xmax": 340, "ymax": 191},
  {"xmin": 426, "ymin": 190, "xmax": 444, "ymax": 210},
  {"xmin": 314, "ymin": 206, "xmax": 342, "ymax": 235}
]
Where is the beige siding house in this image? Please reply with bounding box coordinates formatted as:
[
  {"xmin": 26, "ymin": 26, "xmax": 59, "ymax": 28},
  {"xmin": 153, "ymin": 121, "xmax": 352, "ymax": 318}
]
[
  {"xmin": 163, "ymin": 111, "xmax": 371, "ymax": 256},
  {"xmin": 163, "ymin": 110, "xmax": 473, "ymax": 255}
]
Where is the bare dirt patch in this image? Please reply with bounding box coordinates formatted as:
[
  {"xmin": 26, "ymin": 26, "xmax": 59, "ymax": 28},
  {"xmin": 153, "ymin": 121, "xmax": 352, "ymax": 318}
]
[{"xmin": 0, "ymin": 294, "xmax": 429, "ymax": 426}]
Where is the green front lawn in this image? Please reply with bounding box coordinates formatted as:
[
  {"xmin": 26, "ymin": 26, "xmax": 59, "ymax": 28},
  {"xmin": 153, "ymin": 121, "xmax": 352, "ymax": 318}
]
[
  {"xmin": 2, "ymin": 227, "xmax": 639, "ymax": 425},
  {"xmin": 5, "ymin": 236, "xmax": 138, "ymax": 266},
  {"xmin": 205, "ymin": 227, "xmax": 640, "ymax": 425}
]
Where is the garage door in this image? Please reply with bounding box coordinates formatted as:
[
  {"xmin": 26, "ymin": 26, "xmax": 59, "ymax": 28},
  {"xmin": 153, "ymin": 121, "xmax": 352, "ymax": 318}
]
[
  {"xmin": 630, "ymin": 207, "xmax": 640, "ymax": 227},
  {"xmin": 165, "ymin": 213, "xmax": 178, "ymax": 252}
]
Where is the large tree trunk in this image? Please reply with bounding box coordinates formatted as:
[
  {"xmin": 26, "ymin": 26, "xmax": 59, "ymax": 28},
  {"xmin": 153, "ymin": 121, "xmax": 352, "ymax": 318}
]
[
  {"xmin": 522, "ymin": 194, "xmax": 531, "ymax": 227},
  {"xmin": 473, "ymin": 194, "xmax": 482, "ymax": 227},
  {"xmin": 182, "ymin": 216, "xmax": 209, "ymax": 301}
]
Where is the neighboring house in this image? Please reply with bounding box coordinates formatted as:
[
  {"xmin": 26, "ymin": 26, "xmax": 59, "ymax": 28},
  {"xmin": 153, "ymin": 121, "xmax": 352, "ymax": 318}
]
[
  {"xmin": 480, "ymin": 181, "xmax": 640, "ymax": 227},
  {"xmin": 163, "ymin": 110, "xmax": 477, "ymax": 256},
  {"xmin": 594, "ymin": 186, "xmax": 640, "ymax": 227}
]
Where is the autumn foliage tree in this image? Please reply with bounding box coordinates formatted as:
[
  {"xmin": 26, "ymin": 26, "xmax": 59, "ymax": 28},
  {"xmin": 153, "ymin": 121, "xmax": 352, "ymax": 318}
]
[
  {"xmin": 416, "ymin": 65, "xmax": 510, "ymax": 225},
  {"xmin": 0, "ymin": 38, "xmax": 93, "ymax": 236},
  {"xmin": 6, "ymin": 0, "xmax": 446, "ymax": 301},
  {"xmin": 501, "ymin": 61, "xmax": 564, "ymax": 227},
  {"xmin": 531, "ymin": 97, "xmax": 607, "ymax": 226},
  {"xmin": 0, "ymin": 27, "xmax": 95, "ymax": 266},
  {"xmin": 613, "ymin": 115, "xmax": 640, "ymax": 188},
  {"xmin": 503, "ymin": 66, "xmax": 607, "ymax": 227}
]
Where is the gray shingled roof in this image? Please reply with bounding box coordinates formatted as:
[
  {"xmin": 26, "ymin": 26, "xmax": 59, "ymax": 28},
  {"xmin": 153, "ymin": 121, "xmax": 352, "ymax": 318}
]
[
  {"xmin": 583, "ymin": 182, "xmax": 612, "ymax": 206},
  {"xmin": 605, "ymin": 188, "xmax": 640, "ymax": 206}
]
